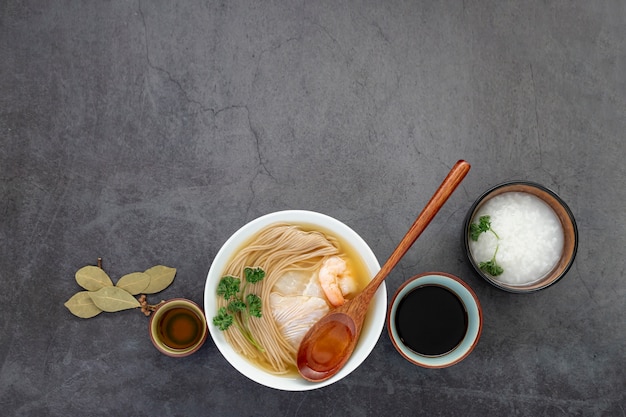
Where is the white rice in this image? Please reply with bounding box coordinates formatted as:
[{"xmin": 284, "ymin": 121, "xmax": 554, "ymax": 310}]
[{"xmin": 468, "ymin": 191, "xmax": 564, "ymax": 285}]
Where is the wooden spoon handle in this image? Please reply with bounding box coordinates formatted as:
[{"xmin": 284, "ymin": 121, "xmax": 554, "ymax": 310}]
[{"xmin": 360, "ymin": 160, "xmax": 471, "ymax": 300}]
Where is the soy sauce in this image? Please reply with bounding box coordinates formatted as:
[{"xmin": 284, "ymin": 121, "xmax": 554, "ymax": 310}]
[
  {"xmin": 158, "ymin": 307, "xmax": 203, "ymax": 349},
  {"xmin": 395, "ymin": 285, "xmax": 468, "ymax": 356}
]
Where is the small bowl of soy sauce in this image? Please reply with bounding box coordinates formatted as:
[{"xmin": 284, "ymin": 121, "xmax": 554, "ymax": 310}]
[{"xmin": 387, "ymin": 272, "xmax": 482, "ymax": 368}]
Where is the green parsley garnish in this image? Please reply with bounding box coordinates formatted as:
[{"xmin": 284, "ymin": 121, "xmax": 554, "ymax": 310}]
[
  {"xmin": 216, "ymin": 275, "xmax": 241, "ymax": 299},
  {"xmin": 246, "ymin": 294, "xmax": 262, "ymax": 318},
  {"xmin": 479, "ymin": 259, "xmax": 504, "ymax": 276},
  {"xmin": 470, "ymin": 215, "xmax": 500, "ymax": 241},
  {"xmin": 470, "ymin": 215, "xmax": 504, "ymax": 276},
  {"xmin": 212, "ymin": 267, "xmax": 266, "ymax": 352},
  {"xmin": 479, "ymin": 246, "xmax": 504, "ymax": 276},
  {"xmin": 213, "ymin": 307, "xmax": 234, "ymax": 331},
  {"xmin": 244, "ymin": 267, "xmax": 266, "ymax": 284},
  {"xmin": 227, "ymin": 299, "xmax": 247, "ymax": 313}
]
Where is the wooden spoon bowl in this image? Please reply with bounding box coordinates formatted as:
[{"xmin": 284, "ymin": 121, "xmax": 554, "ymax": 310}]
[{"xmin": 297, "ymin": 160, "xmax": 471, "ymax": 381}]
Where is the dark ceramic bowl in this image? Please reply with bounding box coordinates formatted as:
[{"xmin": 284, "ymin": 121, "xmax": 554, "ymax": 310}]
[{"xmin": 463, "ymin": 181, "xmax": 578, "ymax": 293}]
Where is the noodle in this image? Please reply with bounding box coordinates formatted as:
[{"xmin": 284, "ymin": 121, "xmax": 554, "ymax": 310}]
[{"xmin": 217, "ymin": 223, "xmax": 341, "ymax": 374}]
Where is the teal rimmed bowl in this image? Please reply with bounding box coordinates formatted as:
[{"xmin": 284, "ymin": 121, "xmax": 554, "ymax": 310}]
[{"xmin": 387, "ymin": 272, "xmax": 482, "ymax": 368}]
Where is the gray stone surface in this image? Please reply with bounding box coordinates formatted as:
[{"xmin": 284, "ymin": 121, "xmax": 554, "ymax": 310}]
[{"xmin": 1, "ymin": 0, "xmax": 625, "ymax": 416}]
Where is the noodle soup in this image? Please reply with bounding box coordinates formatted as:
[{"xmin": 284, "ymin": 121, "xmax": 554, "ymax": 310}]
[
  {"xmin": 205, "ymin": 210, "xmax": 386, "ymax": 391},
  {"xmin": 214, "ymin": 223, "xmax": 371, "ymax": 376}
]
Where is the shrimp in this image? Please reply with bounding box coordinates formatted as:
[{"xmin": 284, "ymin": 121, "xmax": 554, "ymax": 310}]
[{"xmin": 318, "ymin": 256, "xmax": 357, "ymax": 307}]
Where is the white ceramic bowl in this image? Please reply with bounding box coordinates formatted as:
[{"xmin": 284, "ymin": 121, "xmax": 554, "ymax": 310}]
[
  {"xmin": 387, "ymin": 272, "xmax": 482, "ymax": 368},
  {"xmin": 204, "ymin": 210, "xmax": 386, "ymax": 391}
]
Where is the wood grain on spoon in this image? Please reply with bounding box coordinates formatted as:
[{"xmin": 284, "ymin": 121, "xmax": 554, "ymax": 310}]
[{"xmin": 297, "ymin": 160, "xmax": 471, "ymax": 382}]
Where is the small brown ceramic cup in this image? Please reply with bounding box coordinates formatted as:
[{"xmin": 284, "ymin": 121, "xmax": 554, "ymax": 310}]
[{"xmin": 149, "ymin": 298, "xmax": 208, "ymax": 357}]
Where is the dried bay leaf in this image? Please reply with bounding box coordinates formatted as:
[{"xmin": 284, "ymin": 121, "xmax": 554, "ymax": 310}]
[
  {"xmin": 64, "ymin": 291, "xmax": 103, "ymax": 318},
  {"xmin": 143, "ymin": 265, "xmax": 176, "ymax": 294},
  {"xmin": 88, "ymin": 286, "xmax": 141, "ymax": 312},
  {"xmin": 75, "ymin": 265, "xmax": 113, "ymax": 291},
  {"xmin": 116, "ymin": 272, "xmax": 150, "ymax": 295}
]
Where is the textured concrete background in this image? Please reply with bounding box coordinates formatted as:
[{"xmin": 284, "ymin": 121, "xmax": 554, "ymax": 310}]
[{"xmin": 1, "ymin": 0, "xmax": 625, "ymax": 416}]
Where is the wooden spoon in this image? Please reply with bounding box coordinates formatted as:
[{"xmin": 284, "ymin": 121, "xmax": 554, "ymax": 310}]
[{"xmin": 297, "ymin": 160, "xmax": 471, "ymax": 382}]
